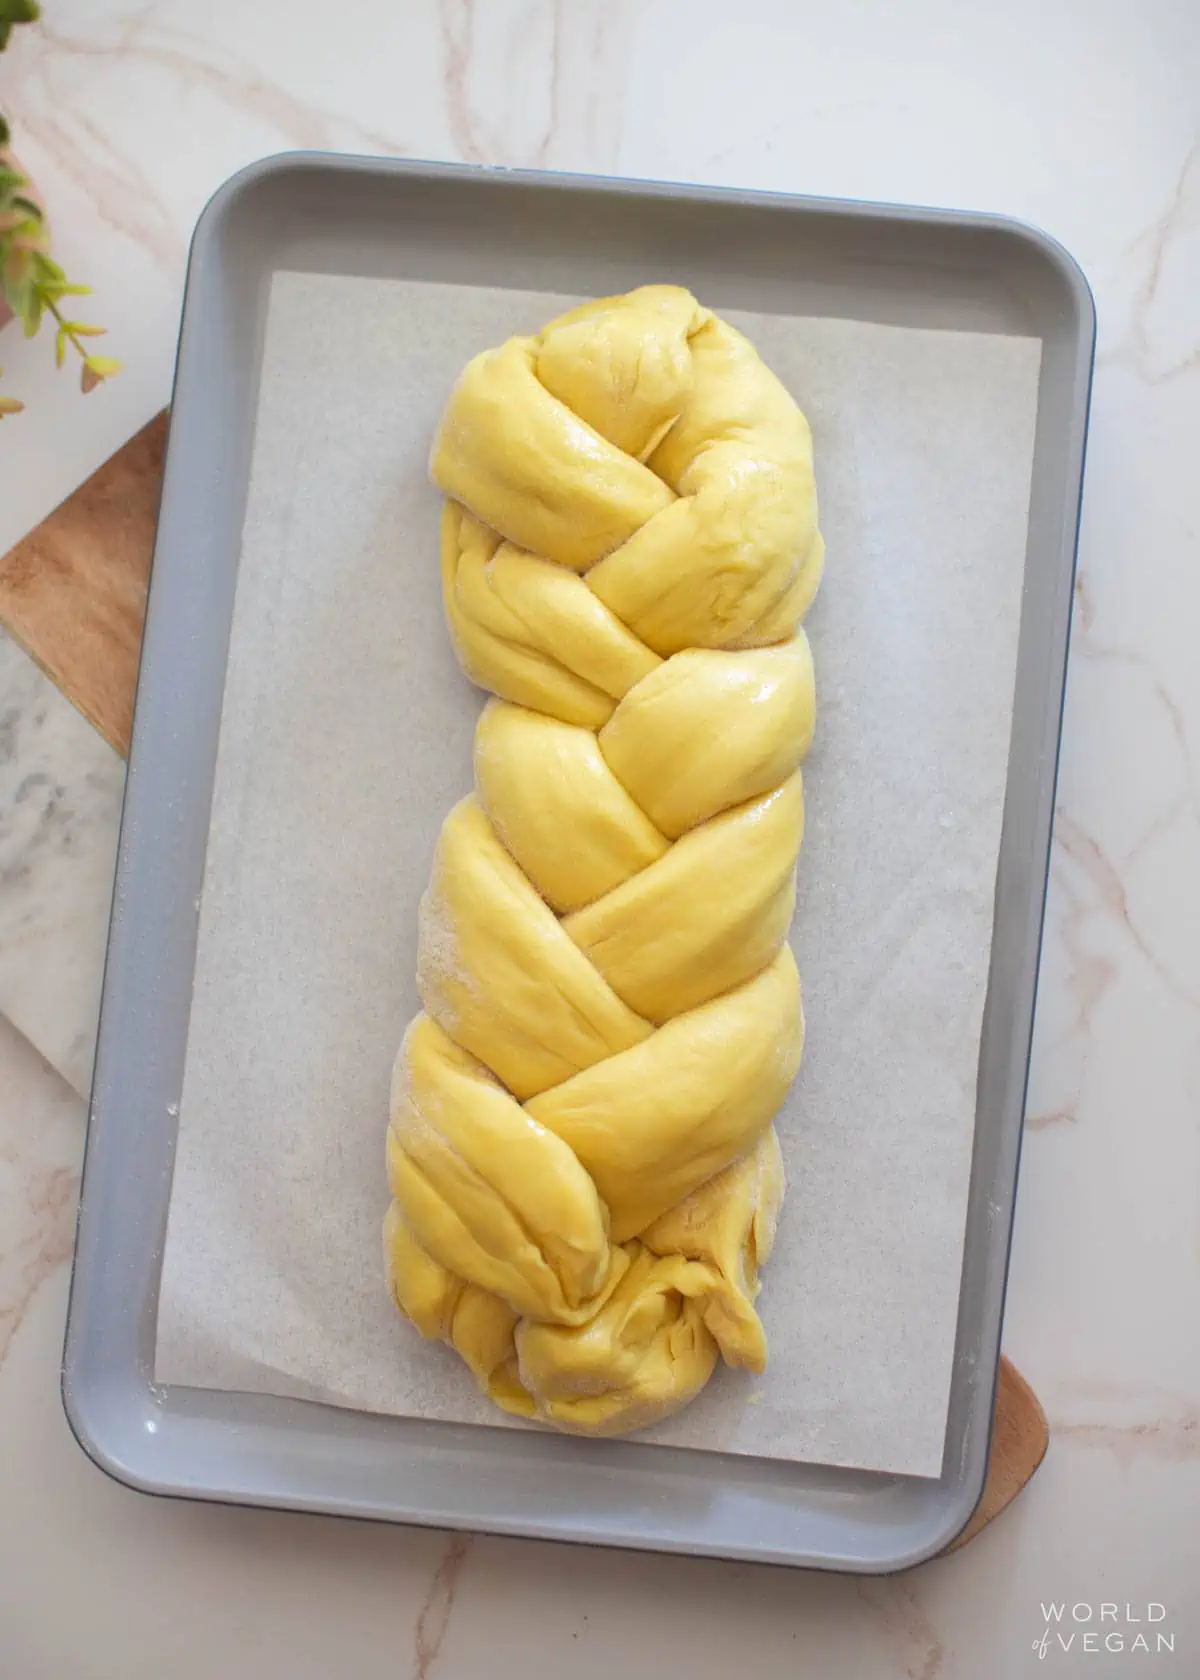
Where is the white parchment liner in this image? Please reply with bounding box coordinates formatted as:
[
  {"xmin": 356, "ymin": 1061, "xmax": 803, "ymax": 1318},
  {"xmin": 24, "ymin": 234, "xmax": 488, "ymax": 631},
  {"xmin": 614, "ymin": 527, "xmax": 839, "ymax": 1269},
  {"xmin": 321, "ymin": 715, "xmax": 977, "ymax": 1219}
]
[{"xmin": 154, "ymin": 273, "xmax": 1041, "ymax": 1477}]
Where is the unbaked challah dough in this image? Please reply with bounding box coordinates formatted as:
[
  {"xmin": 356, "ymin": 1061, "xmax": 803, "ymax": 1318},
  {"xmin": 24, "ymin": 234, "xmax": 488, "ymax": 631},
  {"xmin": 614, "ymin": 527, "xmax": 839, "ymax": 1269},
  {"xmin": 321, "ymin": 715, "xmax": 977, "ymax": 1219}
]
[{"xmin": 384, "ymin": 285, "xmax": 823, "ymax": 1435}]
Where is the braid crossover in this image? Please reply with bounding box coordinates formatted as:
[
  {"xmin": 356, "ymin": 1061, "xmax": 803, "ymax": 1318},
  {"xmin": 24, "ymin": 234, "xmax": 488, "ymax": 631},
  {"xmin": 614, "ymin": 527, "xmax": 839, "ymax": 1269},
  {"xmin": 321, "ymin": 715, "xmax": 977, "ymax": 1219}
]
[{"xmin": 384, "ymin": 285, "xmax": 823, "ymax": 1434}]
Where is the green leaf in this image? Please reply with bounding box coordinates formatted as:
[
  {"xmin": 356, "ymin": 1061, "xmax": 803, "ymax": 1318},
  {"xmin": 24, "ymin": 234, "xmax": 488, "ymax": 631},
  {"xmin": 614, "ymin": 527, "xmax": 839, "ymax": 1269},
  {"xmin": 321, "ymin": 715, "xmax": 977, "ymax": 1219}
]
[
  {"xmin": 2, "ymin": 248, "xmax": 32, "ymax": 298},
  {"xmin": 10, "ymin": 195, "xmax": 43, "ymax": 221},
  {"xmin": 65, "ymin": 322, "xmax": 105, "ymax": 337},
  {"xmin": 1, "ymin": 270, "xmax": 29, "ymax": 319},
  {"xmin": 54, "ymin": 321, "xmax": 67, "ymax": 367},
  {"xmin": 30, "ymin": 251, "xmax": 64, "ymax": 283},
  {"xmin": 0, "ymin": 1, "xmax": 41, "ymax": 54},
  {"xmin": 0, "ymin": 350, "xmax": 21, "ymax": 415},
  {"xmin": 81, "ymin": 353, "xmax": 122, "ymax": 394},
  {"xmin": 21, "ymin": 291, "xmax": 42, "ymax": 335},
  {"xmin": 0, "ymin": 114, "xmax": 10, "ymax": 149}
]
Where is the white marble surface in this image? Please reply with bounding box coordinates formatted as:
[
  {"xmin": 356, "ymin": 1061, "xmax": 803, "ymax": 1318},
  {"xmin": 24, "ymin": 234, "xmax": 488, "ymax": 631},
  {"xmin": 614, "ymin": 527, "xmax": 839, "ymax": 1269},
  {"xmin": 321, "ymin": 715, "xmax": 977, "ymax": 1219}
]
[
  {"xmin": 0, "ymin": 0, "xmax": 1198, "ymax": 1673},
  {"xmin": 0, "ymin": 631, "xmax": 123, "ymax": 1096}
]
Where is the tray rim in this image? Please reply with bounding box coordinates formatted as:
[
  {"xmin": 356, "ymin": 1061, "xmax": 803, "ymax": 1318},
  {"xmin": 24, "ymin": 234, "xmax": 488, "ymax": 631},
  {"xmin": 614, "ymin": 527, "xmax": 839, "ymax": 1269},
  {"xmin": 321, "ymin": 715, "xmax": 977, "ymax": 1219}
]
[{"xmin": 61, "ymin": 149, "xmax": 1095, "ymax": 1573}]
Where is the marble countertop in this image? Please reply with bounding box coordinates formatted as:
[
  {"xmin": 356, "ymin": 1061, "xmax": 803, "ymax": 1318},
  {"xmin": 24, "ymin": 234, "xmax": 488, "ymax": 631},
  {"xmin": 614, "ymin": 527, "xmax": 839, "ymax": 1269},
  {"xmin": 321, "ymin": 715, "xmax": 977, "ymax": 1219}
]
[{"xmin": 1, "ymin": 2, "xmax": 1198, "ymax": 1674}]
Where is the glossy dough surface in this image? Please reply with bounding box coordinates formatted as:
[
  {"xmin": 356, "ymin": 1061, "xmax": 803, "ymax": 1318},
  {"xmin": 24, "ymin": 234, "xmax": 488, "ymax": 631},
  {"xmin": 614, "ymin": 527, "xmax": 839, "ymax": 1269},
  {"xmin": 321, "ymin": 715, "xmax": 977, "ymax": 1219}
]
[{"xmin": 384, "ymin": 286, "xmax": 823, "ymax": 1434}]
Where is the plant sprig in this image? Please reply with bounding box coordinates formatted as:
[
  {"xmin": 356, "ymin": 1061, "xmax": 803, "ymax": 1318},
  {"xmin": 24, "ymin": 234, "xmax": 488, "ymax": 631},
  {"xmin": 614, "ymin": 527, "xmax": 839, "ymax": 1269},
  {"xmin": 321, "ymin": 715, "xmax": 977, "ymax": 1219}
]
[
  {"xmin": 0, "ymin": 152, "xmax": 120, "ymax": 418},
  {"xmin": 2, "ymin": 6, "xmax": 118, "ymax": 416}
]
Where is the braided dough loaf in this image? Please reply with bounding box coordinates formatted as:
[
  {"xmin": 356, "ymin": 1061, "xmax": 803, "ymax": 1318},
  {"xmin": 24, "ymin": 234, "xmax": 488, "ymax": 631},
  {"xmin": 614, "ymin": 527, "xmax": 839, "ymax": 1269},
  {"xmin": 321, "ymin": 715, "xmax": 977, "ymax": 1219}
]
[{"xmin": 384, "ymin": 285, "xmax": 823, "ymax": 1435}]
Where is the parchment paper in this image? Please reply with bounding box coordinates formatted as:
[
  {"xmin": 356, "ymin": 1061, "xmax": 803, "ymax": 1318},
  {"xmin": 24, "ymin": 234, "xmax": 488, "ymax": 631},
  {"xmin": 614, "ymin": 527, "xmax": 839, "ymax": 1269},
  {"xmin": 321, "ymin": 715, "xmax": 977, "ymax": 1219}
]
[{"xmin": 154, "ymin": 272, "xmax": 1042, "ymax": 1478}]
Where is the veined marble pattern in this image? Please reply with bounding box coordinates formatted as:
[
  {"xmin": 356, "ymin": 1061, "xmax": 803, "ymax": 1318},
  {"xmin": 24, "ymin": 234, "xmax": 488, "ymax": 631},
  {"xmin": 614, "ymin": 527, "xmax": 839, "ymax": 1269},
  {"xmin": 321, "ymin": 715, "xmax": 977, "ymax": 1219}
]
[
  {"xmin": 0, "ymin": 0, "xmax": 1198, "ymax": 1673},
  {"xmin": 0, "ymin": 1015, "xmax": 83, "ymax": 1378},
  {"xmin": 0, "ymin": 630, "xmax": 123, "ymax": 1097}
]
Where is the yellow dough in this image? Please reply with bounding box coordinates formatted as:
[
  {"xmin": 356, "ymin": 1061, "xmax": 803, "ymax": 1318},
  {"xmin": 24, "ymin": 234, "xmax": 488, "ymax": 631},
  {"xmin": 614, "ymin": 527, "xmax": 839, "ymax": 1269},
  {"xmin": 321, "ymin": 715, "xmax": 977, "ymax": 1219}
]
[{"xmin": 385, "ymin": 285, "xmax": 822, "ymax": 1435}]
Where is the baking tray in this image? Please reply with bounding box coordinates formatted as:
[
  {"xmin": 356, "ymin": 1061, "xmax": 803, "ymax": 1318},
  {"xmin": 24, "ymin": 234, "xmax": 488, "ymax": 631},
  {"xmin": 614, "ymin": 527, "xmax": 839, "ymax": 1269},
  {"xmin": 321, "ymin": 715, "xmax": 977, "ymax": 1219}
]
[{"xmin": 62, "ymin": 153, "xmax": 1093, "ymax": 1571}]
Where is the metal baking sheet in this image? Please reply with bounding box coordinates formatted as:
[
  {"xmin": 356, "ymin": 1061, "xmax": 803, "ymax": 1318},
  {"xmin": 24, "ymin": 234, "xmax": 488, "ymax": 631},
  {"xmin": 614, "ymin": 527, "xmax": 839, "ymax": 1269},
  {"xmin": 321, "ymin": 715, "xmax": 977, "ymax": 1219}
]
[{"xmin": 62, "ymin": 153, "xmax": 1093, "ymax": 1571}]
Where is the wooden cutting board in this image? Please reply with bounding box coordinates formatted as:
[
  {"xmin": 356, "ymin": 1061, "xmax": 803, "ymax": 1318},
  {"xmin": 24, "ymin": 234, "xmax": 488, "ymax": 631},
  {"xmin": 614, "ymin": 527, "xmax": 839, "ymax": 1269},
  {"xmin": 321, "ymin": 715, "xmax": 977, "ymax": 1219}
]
[{"xmin": 0, "ymin": 411, "xmax": 1048, "ymax": 1557}]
